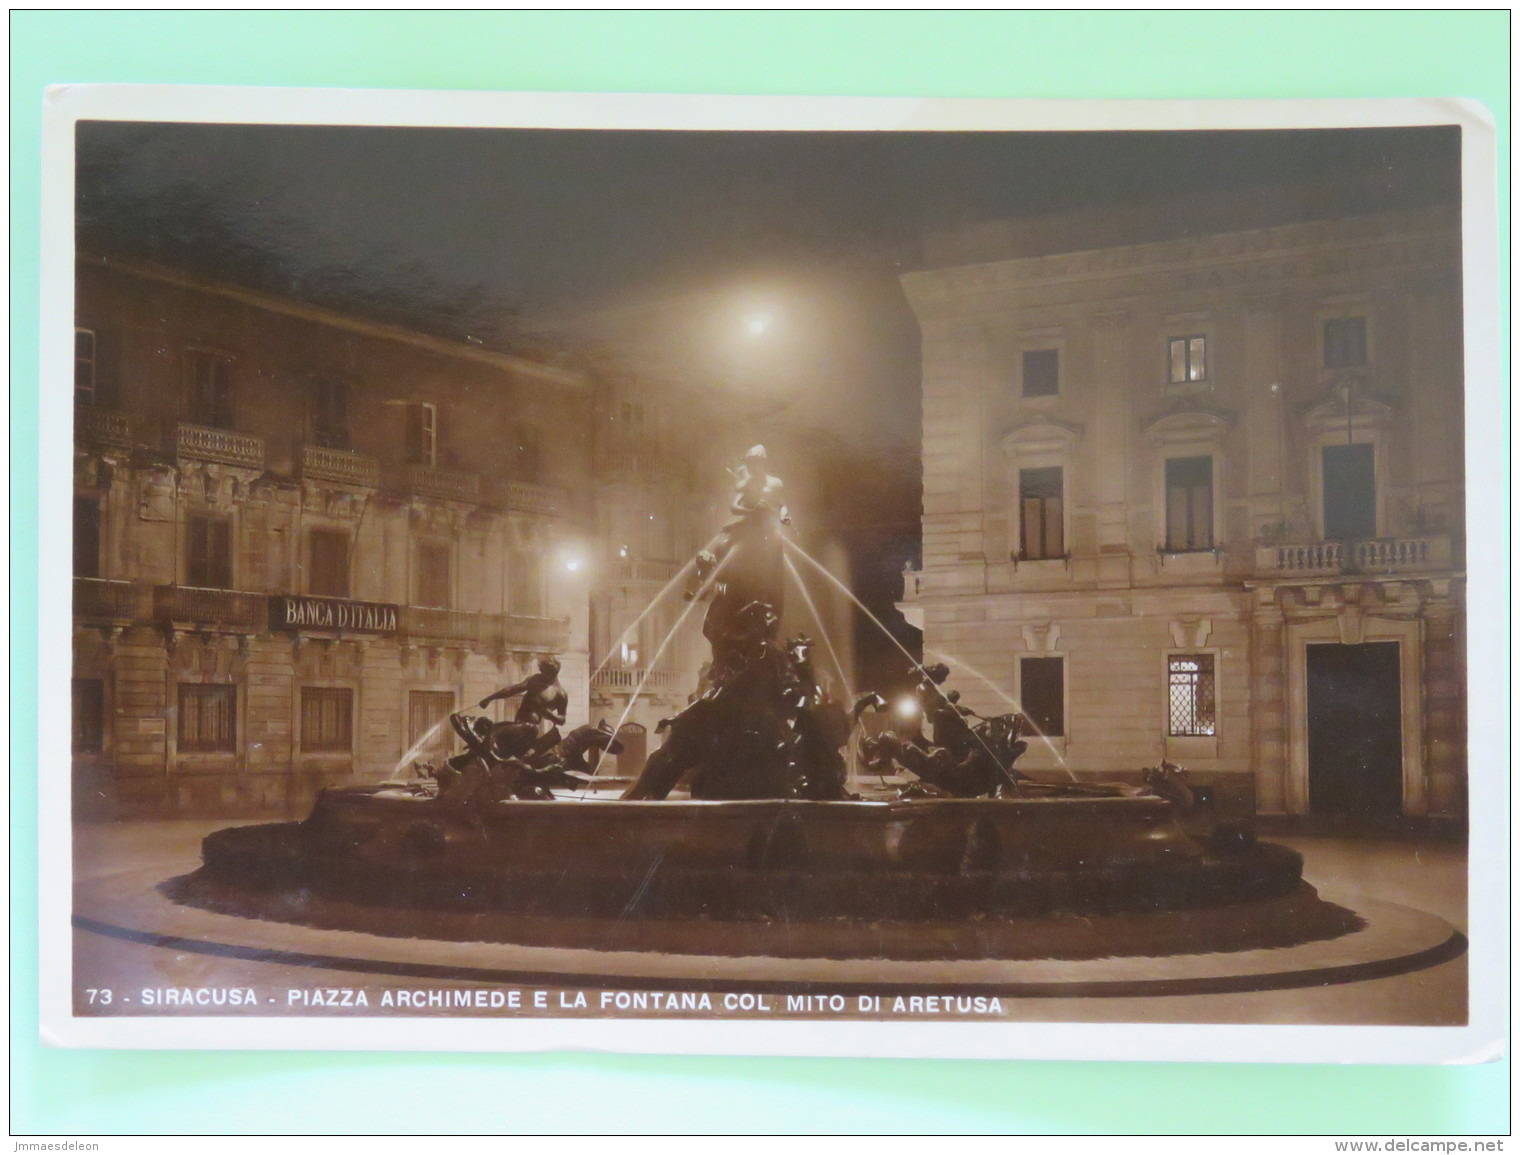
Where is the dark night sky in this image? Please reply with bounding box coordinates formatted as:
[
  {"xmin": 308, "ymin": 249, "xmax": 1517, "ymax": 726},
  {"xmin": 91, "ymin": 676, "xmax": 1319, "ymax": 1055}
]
[{"xmin": 76, "ymin": 121, "xmax": 1460, "ymax": 689}]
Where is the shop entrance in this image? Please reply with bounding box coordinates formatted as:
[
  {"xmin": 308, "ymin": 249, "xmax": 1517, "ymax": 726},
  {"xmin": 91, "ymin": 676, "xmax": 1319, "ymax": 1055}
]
[{"xmin": 1306, "ymin": 641, "xmax": 1403, "ymax": 816}]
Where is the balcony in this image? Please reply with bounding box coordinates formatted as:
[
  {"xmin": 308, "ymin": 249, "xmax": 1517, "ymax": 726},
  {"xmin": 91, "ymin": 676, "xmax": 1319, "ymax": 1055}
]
[
  {"xmin": 608, "ymin": 558, "xmax": 682, "ymax": 585},
  {"xmin": 1255, "ymin": 536, "xmax": 1453, "ymax": 577},
  {"xmin": 153, "ymin": 585, "xmax": 268, "ymax": 632},
  {"xmin": 598, "ymin": 449, "xmax": 689, "ymax": 486},
  {"xmin": 74, "ymin": 577, "xmax": 150, "ymax": 623},
  {"xmin": 592, "ymin": 667, "xmax": 684, "ymax": 693},
  {"xmin": 176, "ymin": 423, "xmax": 265, "ymax": 470},
  {"xmin": 497, "ymin": 479, "xmax": 566, "ymax": 517},
  {"xmin": 76, "ymin": 407, "xmax": 133, "ymax": 450},
  {"xmin": 399, "ymin": 606, "xmax": 570, "ymax": 651},
  {"xmin": 300, "ymin": 444, "xmax": 380, "ymax": 488},
  {"xmin": 402, "ymin": 463, "xmax": 481, "ymax": 504}
]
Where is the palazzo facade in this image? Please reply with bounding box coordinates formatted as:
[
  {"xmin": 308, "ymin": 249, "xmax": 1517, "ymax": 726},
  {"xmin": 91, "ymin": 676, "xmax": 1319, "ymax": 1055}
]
[{"xmin": 899, "ymin": 205, "xmax": 1465, "ymax": 819}]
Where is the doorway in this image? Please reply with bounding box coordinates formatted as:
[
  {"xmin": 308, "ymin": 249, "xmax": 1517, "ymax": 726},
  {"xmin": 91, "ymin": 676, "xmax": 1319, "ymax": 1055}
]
[{"xmin": 1306, "ymin": 641, "xmax": 1403, "ymax": 816}]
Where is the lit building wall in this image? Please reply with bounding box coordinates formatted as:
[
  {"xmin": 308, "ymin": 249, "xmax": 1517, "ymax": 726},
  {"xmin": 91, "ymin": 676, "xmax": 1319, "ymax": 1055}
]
[{"xmin": 900, "ymin": 206, "xmax": 1465, "ymax": 818}]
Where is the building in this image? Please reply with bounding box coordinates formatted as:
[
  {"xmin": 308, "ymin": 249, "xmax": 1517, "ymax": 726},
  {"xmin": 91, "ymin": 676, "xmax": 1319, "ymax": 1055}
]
[
  {"xmin": 72, "ymin": 256, "xmax": 594, "ymax": 817},
  {"xmin": 899, "ymin": 204, "xmax": 1465, "ymax": 819}
]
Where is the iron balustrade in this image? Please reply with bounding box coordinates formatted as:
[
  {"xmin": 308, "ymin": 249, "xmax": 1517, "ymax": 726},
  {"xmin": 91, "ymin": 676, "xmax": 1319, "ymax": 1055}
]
[
  {"xmin": 74, "ymin": 577, "xmax": 149, "ymax": 622},
  {"xmin": 300, "ymin": 444, "xmax": 381, "ymax": 488},
  {"xmin": 609, "ymin": 558, "xmax": 682, "ymax": 584},
  {"xmin": 592, "ymin": 667, "xmax": 682, "ymax": 692},
  {"xmin": 398, "ymin": 606, "xmax": 570, "ymax": 651},
  {"xmin": 76, "ymin": 408, "xmax": 133, "ymax": 449},
  {"xmin": 497, "ymin": 479, "xmax": 565, "ymax": 516},
  {"xmin": 175, "ymin": 423, "xmax": 265, "ymax": 469},
  {"xmin": 402, "ymin": 464, "xmax": 481, "ymax": 503},
  {"xmin": 154, "ymin": 585, "xmax": 269, "ymax": 631}
]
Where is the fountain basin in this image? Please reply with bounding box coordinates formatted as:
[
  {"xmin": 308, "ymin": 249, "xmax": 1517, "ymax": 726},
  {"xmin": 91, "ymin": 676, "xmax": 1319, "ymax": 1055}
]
[{"xmin": 198, "ymin": 786, "xmax": 1302, "ymax": 923}]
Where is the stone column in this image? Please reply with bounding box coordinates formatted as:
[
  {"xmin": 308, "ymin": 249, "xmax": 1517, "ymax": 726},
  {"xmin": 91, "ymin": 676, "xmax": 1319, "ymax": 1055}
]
[{"xmin": 1249, "ymin": 587, "xmax": 1288, "ymax": 814}]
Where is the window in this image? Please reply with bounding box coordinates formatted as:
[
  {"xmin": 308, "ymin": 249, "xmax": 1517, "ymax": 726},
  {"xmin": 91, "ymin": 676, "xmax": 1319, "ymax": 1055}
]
[
  {"xmin": 178, "ymin": 684, "xmax": 236, "ymax": 752},
  {"xmin": 312, "ymin": 378, "xmax": 351, "ymax": 449},
  {"xmin": 507, "ymin": 426, "xmax": 541, "ymax": 482},
  {"xmin": 1018, "ymin": 467, "xmax": 1064, "ymax": 560},
  {"xmin": 1324, "ymin": 317, "xmax": 1368, "ymax": 370},
  {"xmin": 74, "ymin": 495, "xmax": 101, "ymax": 578},
  {"xmin": 75, "ymin": 329, "xmax": 97, "ymax": 407},
  {"xmin": 1167, "ymin": 335, "xmax": 1208, "ymax": 384},
  {"xmin": 187, "ymin": 350, "xmax": 235, "ymax": 428},
  {"xmin": 416, "ymin": 540, "xmax": 451, "ymax": 608},
  {"xmin": 1322, "ymin": 443, "xmax": 1377, "ymax": 541},
  {"xmin": 1164, "ymin": 456, "xmax": 1214, "ymax": 552},
  {"xmin": 301, "ymin": 687, "xmax": 354, "ymax": 752},
  {"xmin": 308, "ymin": 528, "xmax": 350, "ymax": 599},
  {"xmin": 407, "ymin": 690, "xmax": 454, "ymax": 762},
  {"xmin": 1021, "ymin": 349, "xmax": 1060, "ymax": 398},
  {"xmin": 508, "ymin": 551, "xmax": 542, "ymax": 616},
  {"xmin": 186, "ymin": 514, "xmax": 233, "ymax": 589},
  {"xmin": 1020, "ymin": 656, "xmax": 1064, "ymax": 738},
  {"xmin": 72, "ymin": 679, "xmax": 105, "ymax": 753},
  {"xmin": 1168, "ymin": 654, "xmax": 1217, "ymax": 737},
  {"xmin": 406, "ymin": 402, "xmax": 437, "ymax": 466}
]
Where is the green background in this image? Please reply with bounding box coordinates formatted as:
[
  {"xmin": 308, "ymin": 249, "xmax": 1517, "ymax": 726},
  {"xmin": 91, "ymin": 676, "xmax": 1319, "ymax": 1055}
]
[{"xmin": 11, "ymin": 10, "xmax": 1509, "ymax": 1136}]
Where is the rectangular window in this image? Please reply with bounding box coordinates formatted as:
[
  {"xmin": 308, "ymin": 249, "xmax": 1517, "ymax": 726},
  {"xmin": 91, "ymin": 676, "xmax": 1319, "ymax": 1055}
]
[
  {"xmin": 300, "ymin": 687, "xmax": 354, "ymax": 752},
  {"xmin": 1322, "ymin": 443, "xmax": 1377, "ymax": 541},
  {"xmin": 72, "ymin": 678, "xmax": 105, "ymax": 753},
  {"xmin": 1168, "ymin": 654, "xmax": 1217, "ymax": 737},
  {"xmin": 75, "ymin": 329, "xmax": 97, "ymax": 407},
  {"xmin": 416, "ymin": 540, "xmax": 451, "ymax": 608},
  {"xmin": 74, "ymin": 495, "xmax": 101, "ymax": 578},
  {"xmin": 1323, "ymin": 317, "xmax": 1368, "ymax": 369},
  {"xmin": 186, "ymin": 514, "xmax": 233, "ymax": 589},
  {"xmin": 312, "ymin": 378, "xmax": 351, "ymax": 449},
  {"xmin": 1167, "ymin": 335, "xmax": 1208, "ymax": 384},
  {"xmin": 406, "ymin": 402, "xmax": 438, "ymax": 466},
  {"xmin": 1021, "ymin": 348, "xmax": 1060, "ymax": 398},
  {"xmin": 178, "ymin": 684, "xmax": 236, "ymax": 752},
  {"xmin": 1018, "ymin": 467, "xmax": 1064, "ymax": 560},
  {"xmin": 1164, "ymin": 456, "xmax": 1214, "ymax": 552},
  {"xmin": 507, "ymin": 551, "xmax": 542, "ymax": 616},
  {"xmin": 187, "ymin": 350, "xmax": 235, "ymax": 428},
  {"xmin": 507, "ymin": 426, "xmax": 541, "ymax": 482},
  {"xmin": 1020, "ymin": 656, "xmax": 1065, "ymax": 738},
  {"xmin": 308, "ymin": 528, "xmax": 350, "ymax": 599},
  {"xmin": 407, "ymin": 690, "xmax": 455, "ymax": 763}
]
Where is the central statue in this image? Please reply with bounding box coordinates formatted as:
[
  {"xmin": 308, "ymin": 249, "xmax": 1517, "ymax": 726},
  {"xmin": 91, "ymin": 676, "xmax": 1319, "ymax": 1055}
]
[{"xmin": 623, "ymin": 446, "xmax": 852, "ymax": 801}]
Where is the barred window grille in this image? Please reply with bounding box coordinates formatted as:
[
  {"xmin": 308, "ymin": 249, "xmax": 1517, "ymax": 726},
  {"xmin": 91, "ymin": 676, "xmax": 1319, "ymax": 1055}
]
[
  {"xmin": 301, "ymin": 687, "xmax": 354, "ymax": 752},
  {"xmin": 179, "ymin": 684, "xmax": 236, "ymax": 752},
  {"xmin": 1168, "ymin": 654, "xmax": 1216, "ymax": 737}
]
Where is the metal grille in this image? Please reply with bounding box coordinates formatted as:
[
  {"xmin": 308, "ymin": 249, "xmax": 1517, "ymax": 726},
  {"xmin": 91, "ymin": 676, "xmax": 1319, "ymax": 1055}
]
[{"xmin": 1168, "ymin": 654, "xmax": 1216, "ymax": 736}]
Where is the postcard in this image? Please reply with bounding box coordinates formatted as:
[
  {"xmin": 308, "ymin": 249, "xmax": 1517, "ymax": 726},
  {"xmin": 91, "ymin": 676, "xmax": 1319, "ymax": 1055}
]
[{"xmin": 39, "ymin": 86, "xmax": 1503, "ymax": 1063}]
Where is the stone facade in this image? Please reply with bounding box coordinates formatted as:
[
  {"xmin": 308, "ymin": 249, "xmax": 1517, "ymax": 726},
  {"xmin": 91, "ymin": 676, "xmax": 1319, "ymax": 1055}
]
[
  {"xmin": 72, "ymin": 257, "xmax": 592, "ymax": 817},
  {"xmin": 899, "ymin": 206, "xmax": 1465, "ymax": 818}
]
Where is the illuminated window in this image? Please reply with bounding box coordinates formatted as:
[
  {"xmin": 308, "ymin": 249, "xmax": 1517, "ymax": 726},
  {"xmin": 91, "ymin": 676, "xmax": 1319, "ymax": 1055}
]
[
  {"xmin": 1167, "ymin": 335, "xmax": 1208, "ymax": 384},
  {"xmin": 1168, "ymin": 654, "xmax": 1216, "ymax": 737},
  {"xmin": 179, "ymin": 684, "xmax": 236, "ymax": 752},
  {"xmin": 1164, "ymin": 456, "xmax": 1214, "ymax": 552},
  {"xmin": 1018, "ymin": 467, "xmax": 1064, "ymax": 560}
]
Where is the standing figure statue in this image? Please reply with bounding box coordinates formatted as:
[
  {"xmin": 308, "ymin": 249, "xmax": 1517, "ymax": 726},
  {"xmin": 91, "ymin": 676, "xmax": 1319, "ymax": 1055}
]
[{"xmin": 479, "ymin": 655, "xmax": 568, "ymax": 759}]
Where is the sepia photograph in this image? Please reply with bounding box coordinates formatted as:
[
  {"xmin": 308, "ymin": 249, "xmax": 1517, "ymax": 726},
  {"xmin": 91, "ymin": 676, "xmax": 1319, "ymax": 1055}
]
[{"xmin": 42, "ymin": 87, "xmax": 1500, "ymax": 1062}]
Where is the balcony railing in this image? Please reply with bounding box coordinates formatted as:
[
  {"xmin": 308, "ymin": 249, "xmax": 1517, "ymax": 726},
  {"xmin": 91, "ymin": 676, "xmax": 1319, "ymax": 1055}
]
[
  {"xmin": 300, "ymin": 444, "xmax": 380, "ymax": 488},
  {"xmin": 153, "ymin": 585, "xmax": 269, "ymax": 632},
  {"xmin": 402, "ymin": 463, "xmax": 481, "ymax": 503},
  {"xmin": 176, "ymin": 423, "xmax": 265, "ymax": 469},
  {"xmin": 592, "ymin": 667, "xmax": 684, "ymax": 693},
  {"xmin": 598, "ymin": 450, "xmax": 688, "ymax": 485},
  {"xmin": 1255, "ymin": 536, "xmax": 1452, "ymax": 576},
  {"xmin": 609, "ymin": 558, "xmax": 682, "ymax": 584},
  {"xmin": 399, "ymin": 606, "xmax": 570, "ymax": 651},
  {"xmin": 74, "ymin": 577, "xmax": 150, "ymax": 622},
  {"xmin": 497, "ymin": 479, "xmax": 565, "ymax": 516},
  {"xmin": 76, "ymin": 407, "xmax": 133, "ymax": 449}
]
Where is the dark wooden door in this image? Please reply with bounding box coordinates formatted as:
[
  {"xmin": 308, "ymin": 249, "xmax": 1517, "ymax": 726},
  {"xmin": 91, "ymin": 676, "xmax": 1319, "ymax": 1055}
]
[{"xmin": 1306, "ymin": 641, "xmax": 1402, "ymax": 817}]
